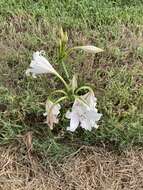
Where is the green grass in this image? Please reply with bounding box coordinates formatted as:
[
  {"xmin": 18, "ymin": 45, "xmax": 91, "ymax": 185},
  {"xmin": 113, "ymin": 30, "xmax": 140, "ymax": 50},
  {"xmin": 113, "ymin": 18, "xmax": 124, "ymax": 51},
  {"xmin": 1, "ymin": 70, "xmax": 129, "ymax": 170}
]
[{"xmin": 0, "ymin": 0, "xmax": 143, "ymax": 157}]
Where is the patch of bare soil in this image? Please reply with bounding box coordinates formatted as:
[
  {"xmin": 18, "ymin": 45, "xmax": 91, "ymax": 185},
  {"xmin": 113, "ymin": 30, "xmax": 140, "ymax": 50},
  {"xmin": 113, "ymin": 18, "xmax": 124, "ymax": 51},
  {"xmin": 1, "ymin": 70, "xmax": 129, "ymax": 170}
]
[{"xmin": 0, "ymin": 146, "xmax": 143, "ymax": 190}]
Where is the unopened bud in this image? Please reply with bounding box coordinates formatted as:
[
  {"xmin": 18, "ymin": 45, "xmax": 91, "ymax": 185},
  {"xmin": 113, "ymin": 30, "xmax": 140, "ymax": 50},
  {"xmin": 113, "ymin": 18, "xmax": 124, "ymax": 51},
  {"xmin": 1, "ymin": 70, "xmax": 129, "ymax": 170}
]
[{"xmin": 71, "ymin": 74, "xmax": 78, "ymax": 92}]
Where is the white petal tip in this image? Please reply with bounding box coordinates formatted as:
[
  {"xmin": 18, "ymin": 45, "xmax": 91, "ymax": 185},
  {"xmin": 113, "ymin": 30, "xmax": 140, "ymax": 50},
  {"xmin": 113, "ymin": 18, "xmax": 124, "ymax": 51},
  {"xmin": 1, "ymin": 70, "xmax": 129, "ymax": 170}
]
[
  {"xmin": 43, "ymin": 113, "xmax": 47, "ymax": 116},
  {"xmin": 67, "ymin": 127, "xmax": 75, "ymax": 132},
  {"xmin": 32, "ymin": 74, "xmax": 37, "ymax": 78},
  {"xmin": 25, "ymin": 69, "xmax": 30, "ymax": 76}
]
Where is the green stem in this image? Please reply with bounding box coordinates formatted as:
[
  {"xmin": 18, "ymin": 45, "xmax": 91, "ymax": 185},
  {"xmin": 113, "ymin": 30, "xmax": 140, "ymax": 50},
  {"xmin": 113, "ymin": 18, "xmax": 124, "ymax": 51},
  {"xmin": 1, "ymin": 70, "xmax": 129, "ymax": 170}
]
[
  {"xmin": 55, "ymin": 72, "xmax": 69, "ymax": 91},
  {"xmin": 51, "ymin": 90, "xmax": 67, "ymax": 96},
  {"xmin": 58, "ymin": 41, "xmax": 70, "ymax": 81},
  {"xmin": 61, "ymin": 60, "xmax": 70, "ymax": 80},
  {"xmin": 48, "ymin": 127, "xmax": 54, "ymax": 138},
  {"xmin": 76, "ymin": 86, "xmax": 93, "ymax": 94}
]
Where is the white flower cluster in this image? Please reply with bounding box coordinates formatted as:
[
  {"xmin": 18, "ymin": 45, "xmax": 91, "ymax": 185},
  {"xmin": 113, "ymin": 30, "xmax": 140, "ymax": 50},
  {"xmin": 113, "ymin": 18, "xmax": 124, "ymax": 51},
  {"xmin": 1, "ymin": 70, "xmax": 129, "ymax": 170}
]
[
  {"xmin": 26, "ymin": 51, "xmax": 102, "ymax": 132},
  {"xmin": 66, "ymin": 91, "xmax": 102, "ymax": 132}
]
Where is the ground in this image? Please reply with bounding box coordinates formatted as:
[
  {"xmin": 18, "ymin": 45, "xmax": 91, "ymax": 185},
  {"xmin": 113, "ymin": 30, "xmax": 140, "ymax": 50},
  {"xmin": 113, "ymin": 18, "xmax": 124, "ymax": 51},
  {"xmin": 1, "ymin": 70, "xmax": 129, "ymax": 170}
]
[
  {"xmin": 0, "ymin": 0, "xmax": 143, "ymax": 189},
  {"xmin": 0, "ymin": 146, "xmax": 143, "ymax": 190}
]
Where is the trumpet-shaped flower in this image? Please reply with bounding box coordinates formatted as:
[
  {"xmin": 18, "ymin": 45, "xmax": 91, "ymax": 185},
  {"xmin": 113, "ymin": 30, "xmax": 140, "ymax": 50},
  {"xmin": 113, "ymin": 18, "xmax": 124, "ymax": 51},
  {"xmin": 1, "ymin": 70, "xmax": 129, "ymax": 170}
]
[
  {"xmin": 44, "ymin": 100, "xmax": 61, "ymax": 129},
  {"xmin": 74, "ymin": 45, "xmax": 103, "ymax": 54},
  {"xmin": 26, "ymin": 51, "xmax": 57, "ymax": 77},
  {"xmin": 66, "ymin": 92, "xmax": 102, "ymax": 132}
]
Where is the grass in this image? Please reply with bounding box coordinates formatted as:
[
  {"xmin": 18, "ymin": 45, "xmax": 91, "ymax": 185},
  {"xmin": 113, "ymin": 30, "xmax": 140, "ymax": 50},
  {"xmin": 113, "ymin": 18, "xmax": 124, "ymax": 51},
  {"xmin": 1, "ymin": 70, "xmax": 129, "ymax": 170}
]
[
  {"xmin": 0, "ymin": 0, "xmax": 143, "ymax": 159},
  {"xmin": 0, "ymin": 146, "xmax": 143, "ymax": 190}
]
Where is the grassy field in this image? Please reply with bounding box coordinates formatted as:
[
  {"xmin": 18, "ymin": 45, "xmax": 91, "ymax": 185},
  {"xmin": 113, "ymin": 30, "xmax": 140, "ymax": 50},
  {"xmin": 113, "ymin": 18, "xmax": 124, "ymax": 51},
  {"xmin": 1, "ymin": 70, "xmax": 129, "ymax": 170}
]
[
  {"xmin": 0, "ymin": 0, "xmax": 143, "ymax": 169},
  {"xmin": 1, "ymin": 0, "xmax": 143, "ymax": 189}
]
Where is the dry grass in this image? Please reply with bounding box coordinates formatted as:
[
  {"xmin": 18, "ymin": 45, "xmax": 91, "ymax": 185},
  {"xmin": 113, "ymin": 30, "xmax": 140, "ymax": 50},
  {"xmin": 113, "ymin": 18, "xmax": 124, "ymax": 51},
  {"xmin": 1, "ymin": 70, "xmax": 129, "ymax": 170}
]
[{"xmin": 0, "ymin": 146, "xmax": 143, "ymax": 190}]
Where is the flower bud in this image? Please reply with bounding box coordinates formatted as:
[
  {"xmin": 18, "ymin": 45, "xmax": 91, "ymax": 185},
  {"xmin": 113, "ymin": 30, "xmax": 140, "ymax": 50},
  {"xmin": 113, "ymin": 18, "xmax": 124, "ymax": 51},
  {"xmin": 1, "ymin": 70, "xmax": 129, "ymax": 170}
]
[
  {"xmin": 71, "ymin": 74, "xmax": 78, "ymax": 92},
  {"xmin": 59, "ymin": 27, "xmax": 68, "ymax": 43}
]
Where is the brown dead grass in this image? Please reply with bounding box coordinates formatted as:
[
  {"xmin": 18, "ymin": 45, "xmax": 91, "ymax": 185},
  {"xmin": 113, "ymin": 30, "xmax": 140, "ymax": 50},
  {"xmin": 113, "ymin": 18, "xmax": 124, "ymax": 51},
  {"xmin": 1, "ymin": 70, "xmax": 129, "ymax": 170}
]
[{"xmin": 0, "ymin": 146, "xmax": 143, "ymax": 190}]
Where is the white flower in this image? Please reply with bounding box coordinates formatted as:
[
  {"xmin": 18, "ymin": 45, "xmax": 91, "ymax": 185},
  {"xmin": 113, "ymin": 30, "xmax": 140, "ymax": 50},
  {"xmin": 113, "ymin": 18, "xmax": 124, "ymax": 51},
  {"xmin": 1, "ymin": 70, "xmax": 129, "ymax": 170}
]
[
  {"xmin": 26, "ymin": 51, "xmax": 57, "ymax": 77},
  {"xmin": 44, "ymin": 100, "xmax": 61, "ymax": 129},
  {"xmin": 74, "ymin": 45, "xmax": 103, "ymax": 53},
  {"xmin": 66, "ymin": 92, "xmax": 102, "ymax": 132}
]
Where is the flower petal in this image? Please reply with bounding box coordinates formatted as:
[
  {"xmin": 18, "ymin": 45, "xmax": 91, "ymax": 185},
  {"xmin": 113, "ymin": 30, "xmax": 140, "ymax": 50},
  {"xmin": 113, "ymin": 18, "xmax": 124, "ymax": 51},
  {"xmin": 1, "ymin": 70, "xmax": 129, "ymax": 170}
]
[
  {"xmin": 87, "ymin": 111, "xmax": 102, "ymax": 121},
  {"xmin": 45, "ymin": 100, "xmax": 61, "ymax": 129},
  {"xmin": 52, "ymin": 104, "xmax": 61, "ymax": 115},
  {"xmin": 65, "ymin": 110, "xmax": 72, "ymax": 119},
  {"xmin": 26, "ymin": 51, "xmax": 57, "ymax": 77},
  {"xmin": 80, "ymin": 119, "xmax": 92, "ymax": 131},
  {"xmin": 67, "ymin": 112, "xmax": 79, "ymax": 132}
]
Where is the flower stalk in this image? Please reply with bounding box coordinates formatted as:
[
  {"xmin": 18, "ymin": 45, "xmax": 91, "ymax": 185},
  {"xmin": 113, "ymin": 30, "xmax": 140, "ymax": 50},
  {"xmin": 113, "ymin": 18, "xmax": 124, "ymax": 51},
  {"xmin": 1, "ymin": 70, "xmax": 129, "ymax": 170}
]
[
  {"xmin": 55, "ymin": 71, "xmax": 69, "ymax": 91},
  {"xmin": 61, "ymin": 60, "xmax": 70, "ymax": 80}
]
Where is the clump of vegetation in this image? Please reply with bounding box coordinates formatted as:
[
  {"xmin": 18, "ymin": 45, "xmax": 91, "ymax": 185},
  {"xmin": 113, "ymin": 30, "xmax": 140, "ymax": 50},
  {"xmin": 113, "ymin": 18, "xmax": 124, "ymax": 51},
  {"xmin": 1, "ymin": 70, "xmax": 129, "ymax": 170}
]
[{"xmin": 25, "ymin": 28, "xmax": 103, "ymax": 133}]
